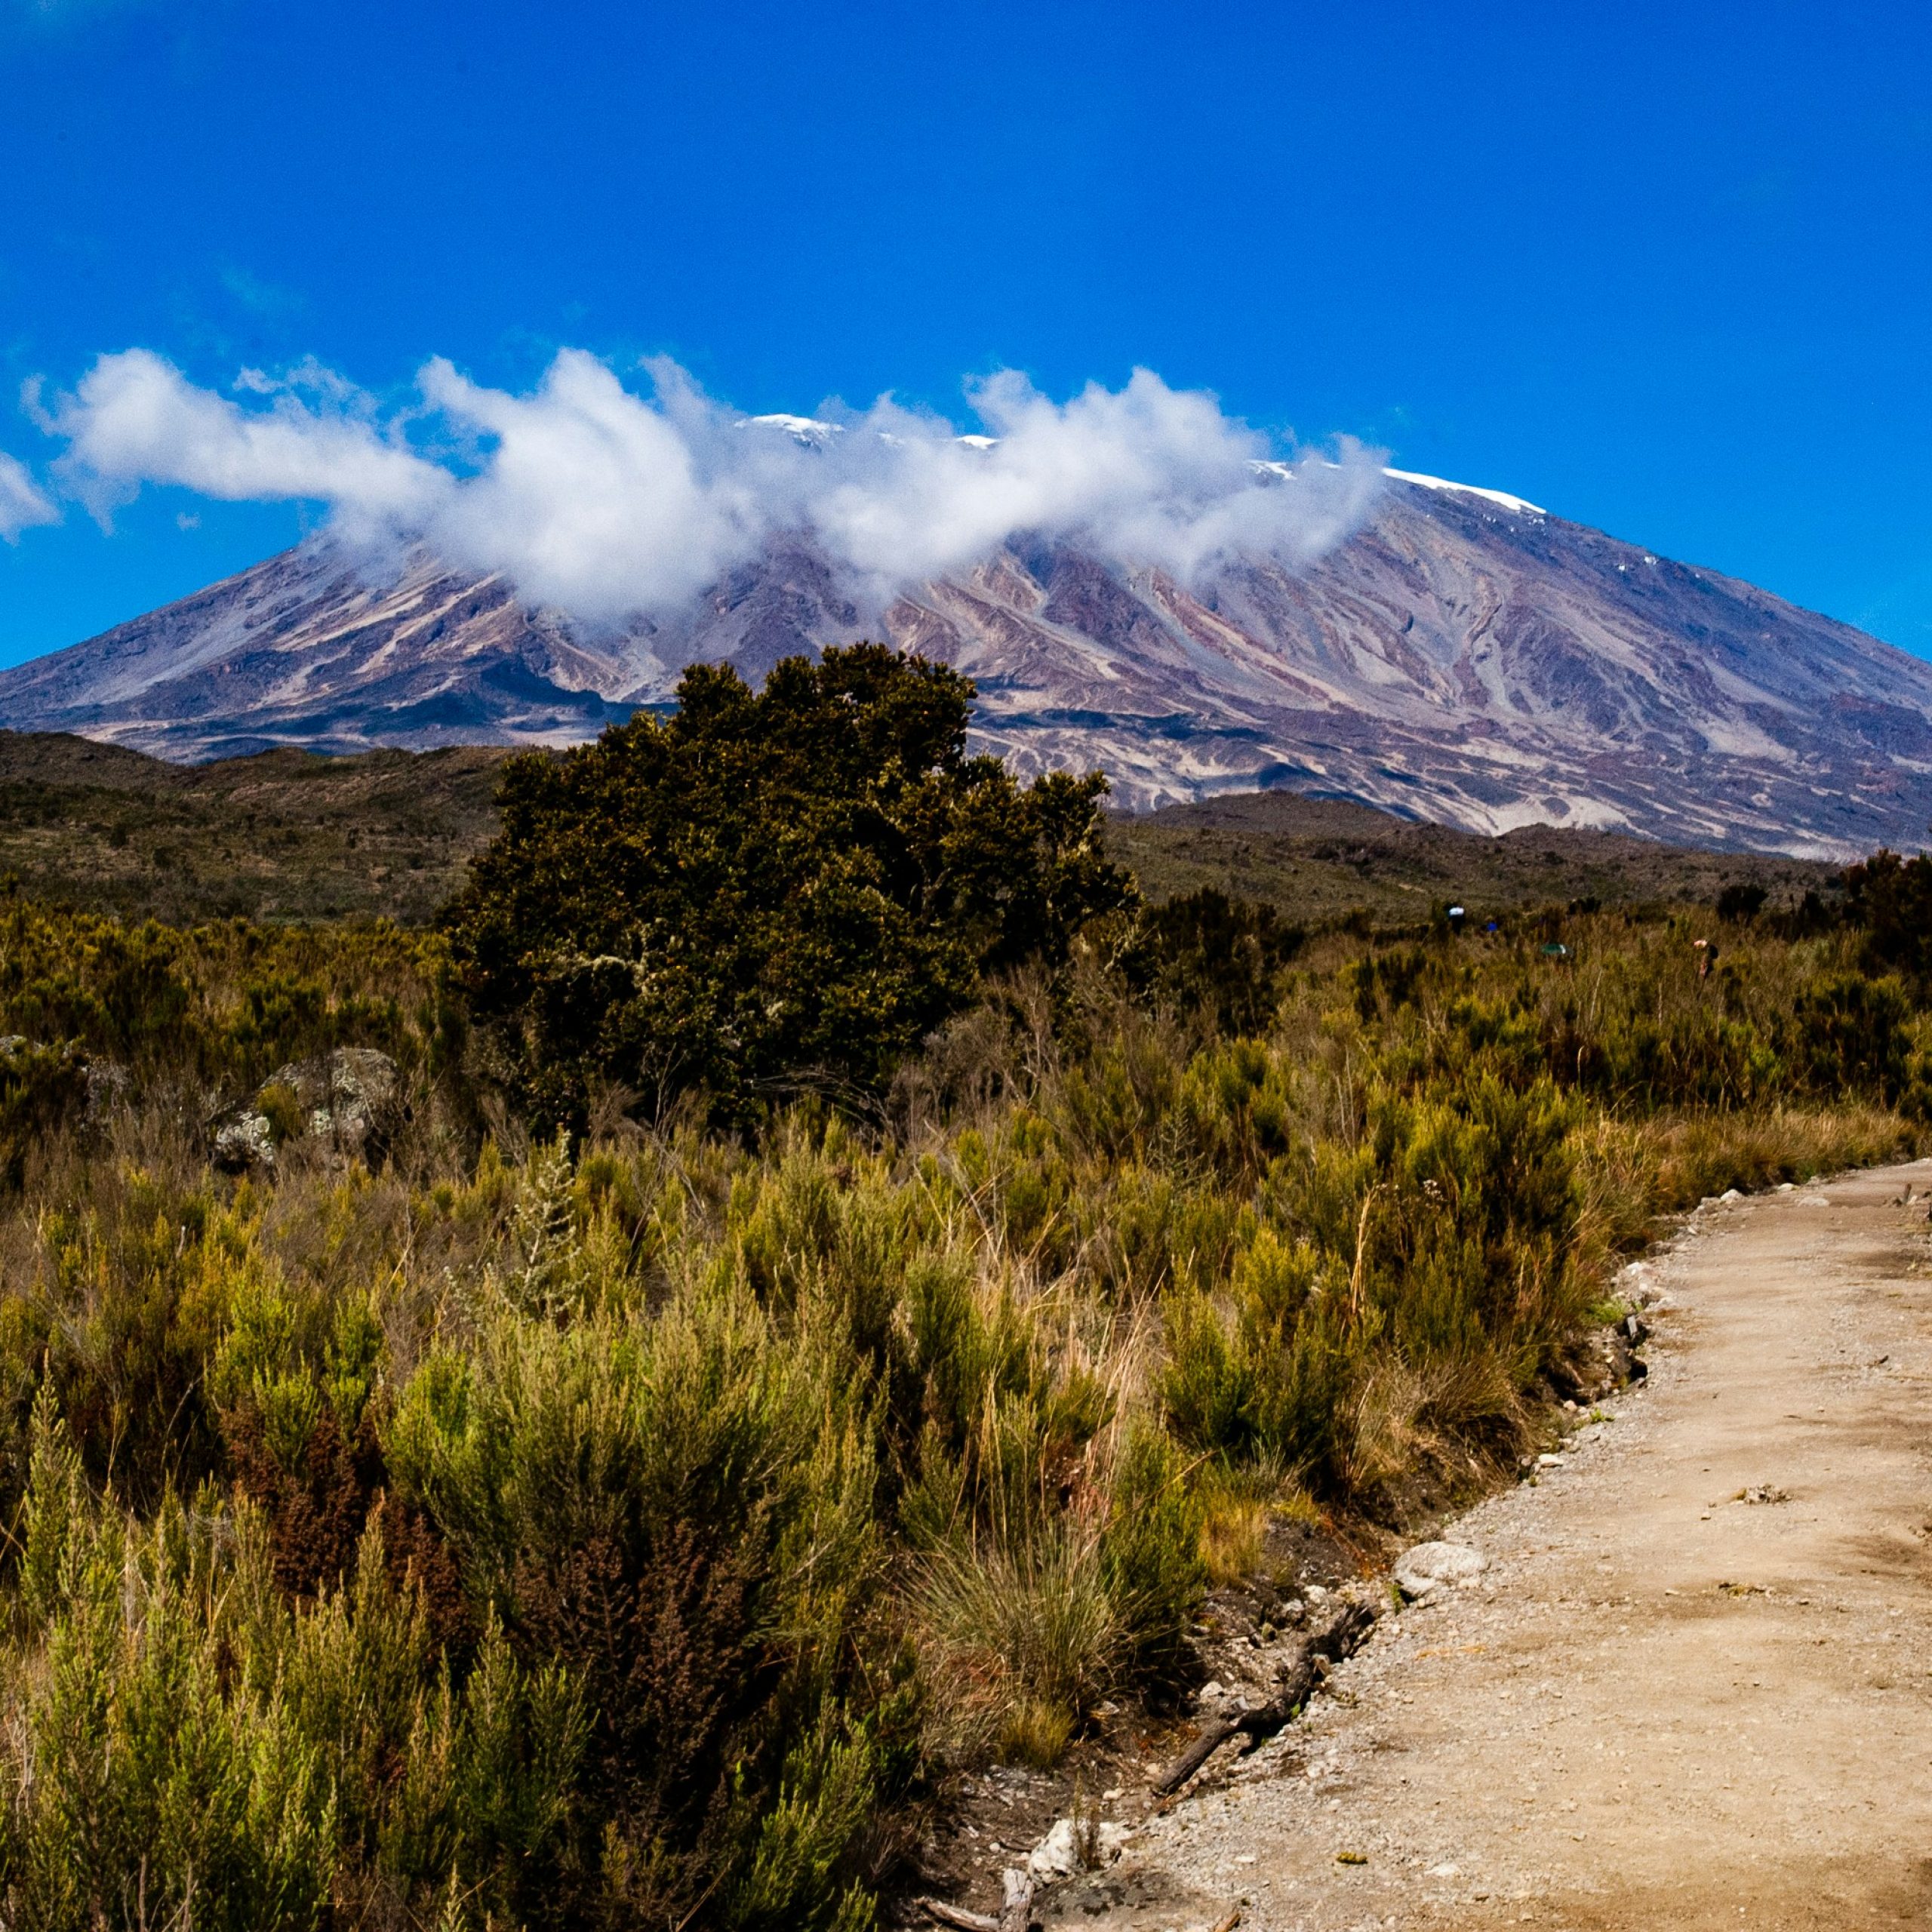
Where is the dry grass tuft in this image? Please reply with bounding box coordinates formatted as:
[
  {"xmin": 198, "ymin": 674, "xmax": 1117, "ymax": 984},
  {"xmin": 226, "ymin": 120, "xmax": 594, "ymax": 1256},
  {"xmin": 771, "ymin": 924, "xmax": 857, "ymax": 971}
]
[{"xmin": 912, "ymin": 1529, "xmax": 1124, "ymax": 1765}]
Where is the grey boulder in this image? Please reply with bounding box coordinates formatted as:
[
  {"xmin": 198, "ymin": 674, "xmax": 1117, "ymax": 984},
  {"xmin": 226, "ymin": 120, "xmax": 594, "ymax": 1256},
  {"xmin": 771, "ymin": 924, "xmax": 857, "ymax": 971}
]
[
  {"xmin": 1393, "ymin": 1540, "xmax": 1489, "ymax": 1602},
  {"xmin": 214, "ymin": 1048, "xmax": 405, "ymax": 1173}
]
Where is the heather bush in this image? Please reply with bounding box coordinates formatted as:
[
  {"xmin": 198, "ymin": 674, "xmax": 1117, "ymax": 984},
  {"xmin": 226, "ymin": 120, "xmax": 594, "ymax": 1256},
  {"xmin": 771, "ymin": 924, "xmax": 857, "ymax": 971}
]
[{"xmin": 443, "ymin": 647, "xmax": 1132, "ymax": 1128}]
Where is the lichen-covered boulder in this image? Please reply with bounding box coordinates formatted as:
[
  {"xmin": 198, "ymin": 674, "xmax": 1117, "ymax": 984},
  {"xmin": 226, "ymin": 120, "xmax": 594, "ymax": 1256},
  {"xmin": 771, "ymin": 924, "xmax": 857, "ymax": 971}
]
[
  {"xmin": 214, "ymin": 1048, "xmax": 405, "ymax": 1174},
  {"xmin": 1392, "ymin": 1540, "xmax": 1489, "ymax": 1602},
  {"xmin": 213, "ymin": 1109, "xmax": 277, "ymax": 1173},
  {"xmin": 265, "ymin": 1048, "xmax": 405, "ymax": 1163}
]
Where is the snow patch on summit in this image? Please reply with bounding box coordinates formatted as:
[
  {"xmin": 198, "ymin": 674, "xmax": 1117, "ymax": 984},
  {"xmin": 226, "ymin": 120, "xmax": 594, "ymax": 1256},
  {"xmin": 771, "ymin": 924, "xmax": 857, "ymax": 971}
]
[
  {"xmin": 739, "ymin": 414, "xmax": 842, "ymax": 448},
  {"xmin": 1383, "ymin": 468, "xmax": 1546, "ymax": 517}
]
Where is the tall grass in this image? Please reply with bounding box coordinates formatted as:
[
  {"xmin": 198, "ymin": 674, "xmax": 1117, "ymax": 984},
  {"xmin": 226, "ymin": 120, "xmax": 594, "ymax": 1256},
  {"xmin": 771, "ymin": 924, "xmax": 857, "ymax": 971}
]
[{"xmin": 0, "ymin": 897, "xmax": 1921, "ymax": 1925}]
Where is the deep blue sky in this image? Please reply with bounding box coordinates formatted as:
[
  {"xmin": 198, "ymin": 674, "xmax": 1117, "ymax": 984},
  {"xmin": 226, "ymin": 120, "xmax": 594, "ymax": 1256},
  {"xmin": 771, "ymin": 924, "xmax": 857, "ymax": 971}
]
[{"xmin": 4, "ymin": 0, "xmax": 1932, "ymax": 666}]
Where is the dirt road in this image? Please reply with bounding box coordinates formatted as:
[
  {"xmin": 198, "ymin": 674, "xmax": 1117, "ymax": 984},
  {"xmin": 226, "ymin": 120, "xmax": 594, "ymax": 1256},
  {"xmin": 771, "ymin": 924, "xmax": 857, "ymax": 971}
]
[{"xmin": 1060, "ymin": 1161, "xmax": 1932, "ymax": 1931}]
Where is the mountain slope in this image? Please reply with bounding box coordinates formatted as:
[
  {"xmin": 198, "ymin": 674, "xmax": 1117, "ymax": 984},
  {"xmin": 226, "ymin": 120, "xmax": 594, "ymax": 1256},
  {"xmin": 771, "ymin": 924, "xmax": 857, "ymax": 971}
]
[{"xmin": 3, "ymin": 474, "xmax": 1930, "ymax": 857}]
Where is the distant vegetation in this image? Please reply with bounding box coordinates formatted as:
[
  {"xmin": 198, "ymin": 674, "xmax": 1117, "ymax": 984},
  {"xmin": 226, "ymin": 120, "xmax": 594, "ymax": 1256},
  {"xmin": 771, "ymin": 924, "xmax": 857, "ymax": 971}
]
[
  {"xmin": 1115, "ymin": 786, "xmax": 1844, "ymax": 928},
  {"xmin": 0, "ymin": 660, "xmax": 1924, "ymax": 1929},
  {"xmin": 0, "ymin": 727, "xmax": 1843, "ymax": 931},
  {"xmin": 0, "ymin": 731, "xmax": 508, "ymax": 923}
]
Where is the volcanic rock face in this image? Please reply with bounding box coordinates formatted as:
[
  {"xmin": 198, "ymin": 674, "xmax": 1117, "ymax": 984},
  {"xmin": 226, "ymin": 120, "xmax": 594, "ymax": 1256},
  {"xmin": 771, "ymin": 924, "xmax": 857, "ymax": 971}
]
[{"xmin": 4, "ymin": 474, "xmax": 1931, "ymax": 857}]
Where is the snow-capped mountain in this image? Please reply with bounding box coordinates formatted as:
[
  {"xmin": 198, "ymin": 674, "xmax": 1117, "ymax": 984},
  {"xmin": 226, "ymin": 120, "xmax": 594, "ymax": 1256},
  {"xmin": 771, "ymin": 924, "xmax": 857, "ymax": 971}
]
[{"xmin": 3, "ymin": 471, "xmax": 1930, "ymax": 858}]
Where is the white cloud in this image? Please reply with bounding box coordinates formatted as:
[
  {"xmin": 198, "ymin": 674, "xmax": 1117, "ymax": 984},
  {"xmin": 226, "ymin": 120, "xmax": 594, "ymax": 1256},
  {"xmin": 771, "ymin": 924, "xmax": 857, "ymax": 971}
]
[
  {"xmin": 38, "ymin": 347, "xmax": 1384, "ymax": 618},
  {"xmin": 0, "ymin": 451, "xmax": 57, "ymax": 542},
  {"xmin": 804, "ymin": 368, "xmax": 1381, "ymax": 595},
  {"xmin": 416, "ymin": 350, "xmax": 769, "ymax": 614},
  {"xmin": 45, "ymin": 349, "xmax": 448, "ymax": 534}
]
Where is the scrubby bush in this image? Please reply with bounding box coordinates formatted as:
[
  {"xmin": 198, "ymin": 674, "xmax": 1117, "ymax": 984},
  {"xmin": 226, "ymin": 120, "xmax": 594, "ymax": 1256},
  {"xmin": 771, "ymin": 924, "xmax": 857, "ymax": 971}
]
[
  {"xmin": 1715, "ymin": 881, "xmax": 1767, "ymax": 923},
  {"xmin": 1789, "ymin": 971, "xmax": 1913, "ymax": 1100},
  {"xmin": 1135, "ymin": 887, "xmax": 1303, "ymax": 1035},
  {"xmin": 1844, "ymin": 848, "xmax": 1932, "ymax": 983}
]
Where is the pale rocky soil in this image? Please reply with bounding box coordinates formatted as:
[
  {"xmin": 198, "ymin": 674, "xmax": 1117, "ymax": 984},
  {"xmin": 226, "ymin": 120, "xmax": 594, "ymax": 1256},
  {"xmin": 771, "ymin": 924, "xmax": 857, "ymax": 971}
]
[{"xmin": 1049, "ymin": 1160, "xmax": 1932, "ymax": 1931}]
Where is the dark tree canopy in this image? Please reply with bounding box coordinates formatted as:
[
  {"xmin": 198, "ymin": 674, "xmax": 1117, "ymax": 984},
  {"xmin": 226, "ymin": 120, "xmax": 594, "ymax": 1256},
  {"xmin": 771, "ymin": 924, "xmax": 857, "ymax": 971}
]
[
  {"xmin": 1843, "ymin": 848, "xmax": 1932, "ymax": 982},
  {"xmin": 1715, "ymin": 881, "xmax": 1768, "ymax": 924},
  {"xmin": 445, "ymin": 645, "xmax": 1134, "ymax": 1123}
]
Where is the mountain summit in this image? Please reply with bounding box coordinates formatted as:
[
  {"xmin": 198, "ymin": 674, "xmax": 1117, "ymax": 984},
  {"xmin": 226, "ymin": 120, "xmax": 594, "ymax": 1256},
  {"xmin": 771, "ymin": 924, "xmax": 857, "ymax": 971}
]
[{"xmin": 3, "ymin": 472, "xmax": 1928, "ymax": 858}]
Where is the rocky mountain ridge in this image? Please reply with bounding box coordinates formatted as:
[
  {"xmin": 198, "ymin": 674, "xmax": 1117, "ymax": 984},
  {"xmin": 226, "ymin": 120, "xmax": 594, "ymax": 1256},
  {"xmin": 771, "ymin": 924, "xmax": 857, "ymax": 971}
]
[{"xmin": 3, "ymin": 473, "xmax": 1930, "ymax": 857}]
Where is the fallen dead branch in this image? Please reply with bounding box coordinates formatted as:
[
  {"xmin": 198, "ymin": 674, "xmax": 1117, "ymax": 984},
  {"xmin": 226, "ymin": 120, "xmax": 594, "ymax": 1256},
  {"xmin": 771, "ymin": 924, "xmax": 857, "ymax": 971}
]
[
  {"xmin": 919, "ymin": 1868, "xmax": 1035, "ymax": 1932},
  {"xmin": 1152, "ymin": 1600, "xmax": 1377, "ymax": 1796},
  {"xmin": 920, "ymin": 1902, "xmax": 999, "ymax": 1932},
  {"xmin": 998, "ymin": 1869, "xmax": 1035, "ymax": 1932}
]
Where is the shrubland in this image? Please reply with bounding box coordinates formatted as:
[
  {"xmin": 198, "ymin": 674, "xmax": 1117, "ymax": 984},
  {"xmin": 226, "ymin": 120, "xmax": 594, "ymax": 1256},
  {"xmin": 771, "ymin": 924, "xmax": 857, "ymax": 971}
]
[
  {"xmin": 0, "ymin": 728, "xmax": 1843, "ymax": 934},
  {"xmin": 0, "ymin": 734, "xmax": 509, "ymax": 924},
  {"xmin": 0, "ymin": 652, "xmax": 1924, "ymax": 1929}
]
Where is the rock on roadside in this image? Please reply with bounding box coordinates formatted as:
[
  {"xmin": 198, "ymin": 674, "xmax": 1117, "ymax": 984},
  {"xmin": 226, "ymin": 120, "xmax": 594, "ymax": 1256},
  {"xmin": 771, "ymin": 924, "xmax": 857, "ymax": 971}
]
[
  {"xmin": 1393, "ymin": 1540, "xmax": 1489, "ymax": 1603},
  {"xmin": 1026, "ymin": 1816, "xmax": 1129, "ymax": 1881}
]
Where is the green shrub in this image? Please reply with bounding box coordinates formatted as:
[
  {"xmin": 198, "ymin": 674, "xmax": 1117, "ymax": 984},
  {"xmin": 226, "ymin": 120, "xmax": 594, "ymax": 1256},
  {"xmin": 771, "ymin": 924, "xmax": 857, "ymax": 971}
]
[
  {"xmin": 1844, "ymin": 848, "xmax": 1932, "ymax": 983},
  {"xmin": 383, "ymin": 1269, "xmax": 896, "ymax": 1925},
  {"xmin": 443, "ymin": 646, "xmax": 1133, "ymax": 1128},
  {"xmin": 0, "ymin": 1038, "xmax": 87, "ymax": 1189},
  {"xmin": 1137, "ymin": 888, "xmax": 1302, "ymax": 1035},
  {"xmin": 1789, "ymin": 973, "xmax": 1912, "ymax": 1101},
  {"xmin": 1161, "ymin": 1234, "xmax": 1360, "ymax": 1492}
]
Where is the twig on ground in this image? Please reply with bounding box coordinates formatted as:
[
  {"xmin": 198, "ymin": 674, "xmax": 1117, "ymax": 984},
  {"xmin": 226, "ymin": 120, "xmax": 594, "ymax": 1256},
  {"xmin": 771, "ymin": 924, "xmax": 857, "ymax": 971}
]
[{"xmin": 919, "ymin": 1901, "xmax": 1000, "ymax": 1932}]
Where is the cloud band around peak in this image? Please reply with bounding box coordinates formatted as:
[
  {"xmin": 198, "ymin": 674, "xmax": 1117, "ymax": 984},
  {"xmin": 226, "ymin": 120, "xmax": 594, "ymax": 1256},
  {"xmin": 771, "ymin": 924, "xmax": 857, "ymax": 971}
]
[{"xmin": 27, "ymin": 348, "xmax": 1385, "ymax": 621}]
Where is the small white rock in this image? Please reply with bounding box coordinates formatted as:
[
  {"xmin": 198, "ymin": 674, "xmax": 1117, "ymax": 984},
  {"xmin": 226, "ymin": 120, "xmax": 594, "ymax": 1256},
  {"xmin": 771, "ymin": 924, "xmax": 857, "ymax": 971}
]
[
  {"xmin": 1393, "ymin": 1541, "xmax": 1489, "ymax": 1602},
  {"xmin": 1026, "ymin": 1816, "xmax": 1128, "ymax": 1878}
]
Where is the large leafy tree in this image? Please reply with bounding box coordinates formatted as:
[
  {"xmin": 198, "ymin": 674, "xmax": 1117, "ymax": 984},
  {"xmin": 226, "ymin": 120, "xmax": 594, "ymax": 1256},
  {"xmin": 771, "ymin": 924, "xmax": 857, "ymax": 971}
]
[{"xmin": 445, "ymin": 645, "xmax": 1134, "ymax": 1123}]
